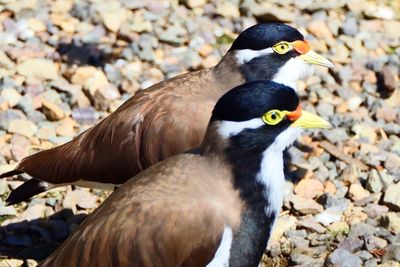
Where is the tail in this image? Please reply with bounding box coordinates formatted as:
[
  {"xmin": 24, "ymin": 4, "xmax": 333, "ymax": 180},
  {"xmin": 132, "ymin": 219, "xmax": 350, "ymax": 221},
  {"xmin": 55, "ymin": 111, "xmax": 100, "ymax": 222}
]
[
  {"xmin": 6, "ymin": 179, "xmax": 50, "ymax": 206},
  {"xmin": 0, "ymin": 169, "xmax": 24, "ymax": 179}
]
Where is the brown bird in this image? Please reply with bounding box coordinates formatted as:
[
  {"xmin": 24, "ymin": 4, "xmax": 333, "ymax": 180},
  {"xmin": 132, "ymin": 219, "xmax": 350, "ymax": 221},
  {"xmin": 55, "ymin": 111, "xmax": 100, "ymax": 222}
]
[
  {"xmin": 38, "ymin": 81, "xmax": 332, "ymax": 267},
  {"xmin": 2, "ymin": 23, "xmax": 334, "ymax": 205}
]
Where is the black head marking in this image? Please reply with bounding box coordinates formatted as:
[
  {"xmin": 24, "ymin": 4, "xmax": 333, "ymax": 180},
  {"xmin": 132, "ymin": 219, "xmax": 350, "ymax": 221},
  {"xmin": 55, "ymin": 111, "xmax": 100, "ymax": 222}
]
[
  {"xmin": 211, "ymin": 80, "xmax": 299, "ymax": 122},
  {"xmin": 229, "ymin": 23, "xmax": 304, "ymax": 52}
]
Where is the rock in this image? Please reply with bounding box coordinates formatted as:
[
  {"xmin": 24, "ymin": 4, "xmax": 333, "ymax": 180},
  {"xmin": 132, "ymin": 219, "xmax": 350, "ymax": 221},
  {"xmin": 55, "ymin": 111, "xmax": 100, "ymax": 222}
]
[
  {"xmin": 328, "ymin": 221, "xmax": 350, "ymax": 237},
  {"xmin": 71, "ymin": 66, "xmax": 109, "ymax": 95},
  {"xmin": 385, "ymin": 154, "xmax": 400, "ymax": 174},
  {"xmin": 0, "ymin": 202, "xmax": 17, "ymax": 216},
  {"xmin": 382, "ymin": 245, "xmax": 400, "ymax": 263},
  {"xmin": 365, "ymin": 204, "xmax": 389, "ymax": 219},
  {"xmin": 337, "ymin": 237, "xmax": 364, "ymax": 253},
  {"xmin": 269, "ymin": 215, "xmax": 297, "ymax": 243},
  {"xmin": 384, "ymin": 213, "xmax": 400, "ymax": 234},
  {"xmin": 216, "ymin": 2, "xmax": 240, "ymax": 18},
  {"xmin": 93, "ymin": 84, "xmax": 121, "ymax": 111},
  {"xmin": 307, "ymin": 20, "xmax": 334, "ymax": 41},
  {"xmin": 365, "ymin": 259, "xmax": 378, "ymax": 267},
  {"xmin": 55, "ymin": 117, "xmax": 77, "ymax": 137},
  {"xmin": 8, "ymin": 119, "xmax": 38, "ymax": 138},
  {"xmin": 379, "ymin": 261, "xmax": 400, "ymax": 267},
  {"xmin": 349, "ymin": 223, "xmax": 376, "ymax": 238},
  {"xmin": 294, "ymin": 179, "xmax": 324, "ymax": 199},
  {"xmin": 1, "ymin": 88, "xmax": 21, "ymax": 108},
  {"xmin": 97, "ymin": 1, "xmax": 128, "ymax": 33},
  {"xmin": 17, "ymin": 58, "xmax": 58, "ymax": 80},
  {"xmin": 315, "ymin": 207, "xmax": 343, "ymax": 226},
  {"xmin": 349, "ymin": 183, "xmax": 370, "ymax": 201},
  {"xmin": 297, "ymin": 217, "xmax": 325, "ymax": 233},
  {"xmin": 183, "ymin": 0, "xmax": 206, "ymax": 8},
  {"xmin": 339, "ymin": 164, "xmax": 360, "ymax": 184},
  {"xmin": 10, "ymin": 134, "xmax": 30, "ymax": 161},
  {"xmin": 41, "ymin": 98, "xmax": 65, "ymax": 121},
  {"xmin": 71, "ymin": 107, "xmax": 97, "ymax": 125},
  {"xmin": 63, "ymin": 189, "xmax": 98, "ymax": 211},
  {"xmin": 328, "ymin": 249, "xmax": 362, "ymax": 267},
  {"xmin": 367, "ymin": 169, "xmax": 383, "ymax": 193},
  {"xmin": 25, "ymin": 259, "xmax": 38, "ymax": 267},
  {"xmin": 291, "ymin": 195, "xmax": 324, "ymax": 215},
  {"xmin": 365, "ymin": 235, "xmax": 388, "ymax": 252},
  {"xmin": 0, "ymin": 259, "xmax": 24, "ymax": 267},
  {"xmin": 246, "ymin": 2, "xmax": 296, "ymax": 22},
  {"xmin": 383, "ymin": 183, "xmax": 400, "ymax": 211},
  {"xmin": 342, "ymin": 16, "xmax": 358, "ymax": 36}
]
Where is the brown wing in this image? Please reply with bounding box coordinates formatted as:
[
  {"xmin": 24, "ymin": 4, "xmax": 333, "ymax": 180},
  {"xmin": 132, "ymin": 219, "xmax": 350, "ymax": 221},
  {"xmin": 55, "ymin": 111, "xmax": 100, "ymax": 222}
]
[
  {"xmin": 39, "ymin": 154, "xmax": 243, "ymax": 267},
  {"xmin": 5, "ymin": 69, "xmax": 219, "ymax": 185}
]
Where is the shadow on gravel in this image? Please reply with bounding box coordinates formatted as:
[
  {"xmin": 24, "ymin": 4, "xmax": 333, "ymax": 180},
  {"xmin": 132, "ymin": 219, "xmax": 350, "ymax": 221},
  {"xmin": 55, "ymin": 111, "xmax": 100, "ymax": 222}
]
[
  {"xmin": 57, "ymin": 41, "xmax": 107, "ymax": 67},
  {"xmin": 0, "ymin": 208, "xmax": 88, "ymax": 262}
]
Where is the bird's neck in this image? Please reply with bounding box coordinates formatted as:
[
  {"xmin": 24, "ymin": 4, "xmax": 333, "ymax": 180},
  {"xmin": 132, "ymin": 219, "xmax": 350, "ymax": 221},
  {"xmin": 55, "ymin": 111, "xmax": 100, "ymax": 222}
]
[
  {"xmin": 212, "ymin": 53, "xmax": 246, "ymax": 94},
  {"xmin": 200, "ymin": 126, "xmax": 286, "ymax": 265}
]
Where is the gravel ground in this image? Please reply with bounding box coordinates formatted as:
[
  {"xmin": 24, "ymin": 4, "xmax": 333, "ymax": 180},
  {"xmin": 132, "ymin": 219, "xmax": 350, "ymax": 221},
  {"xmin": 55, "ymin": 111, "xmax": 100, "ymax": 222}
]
[{"xmin": 0, "ymin": 0, "xmax": 399, "ymax": 266}]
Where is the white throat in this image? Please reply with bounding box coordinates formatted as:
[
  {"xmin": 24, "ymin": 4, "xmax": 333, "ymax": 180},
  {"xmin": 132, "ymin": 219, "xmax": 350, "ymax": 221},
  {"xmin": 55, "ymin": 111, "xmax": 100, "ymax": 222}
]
[
  {"xmin": 257, "ymin": 127, "xmax": 303, "ymax": 217},
  {"xmin": 272, "ymin": 57, "xmax": 314, "ymax": 89}
]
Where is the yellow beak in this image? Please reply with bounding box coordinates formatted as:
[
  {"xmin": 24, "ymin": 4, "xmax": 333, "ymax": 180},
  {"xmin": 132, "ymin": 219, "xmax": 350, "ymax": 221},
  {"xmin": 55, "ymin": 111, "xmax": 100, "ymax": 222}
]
[
  {"xmin": 299, "ymin": 50, "xmax": 335, "ymax": 69},
  {"xmin": 290, "ymin": 110, "xmax": 332, "ymax": 129}
]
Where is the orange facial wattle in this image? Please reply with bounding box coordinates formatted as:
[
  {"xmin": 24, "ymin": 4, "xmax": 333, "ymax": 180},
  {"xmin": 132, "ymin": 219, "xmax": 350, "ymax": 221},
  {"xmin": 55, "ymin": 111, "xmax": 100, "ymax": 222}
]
[
  {"xmin": 287, "ymin": 104, "xmax": 302, "ymax": 121},
  {"xmin": 292, "ymin": 40, "xmax": 310, "ymax": 55}
]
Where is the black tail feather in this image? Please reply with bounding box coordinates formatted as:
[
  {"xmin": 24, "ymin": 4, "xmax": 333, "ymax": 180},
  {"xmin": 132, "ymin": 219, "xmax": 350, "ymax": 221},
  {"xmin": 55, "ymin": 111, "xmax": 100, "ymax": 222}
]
[
  {"xmin": 6, "ymin": 179, "xmax": 49, "ymax": 206},
  {"xmin": 0, "ymin": 169, "xmax": 23, "ymax": 179}
]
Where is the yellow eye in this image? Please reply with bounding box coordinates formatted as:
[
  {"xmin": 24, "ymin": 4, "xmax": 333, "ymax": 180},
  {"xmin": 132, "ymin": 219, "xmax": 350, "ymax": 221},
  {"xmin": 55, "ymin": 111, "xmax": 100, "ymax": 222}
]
[
  {"xmin": 272, "ymin": 42, "xmax": 292, "ymax": 54},
  {"xmin": 262, "ymin": 110, "xmax": 285, "ymax": 125}
]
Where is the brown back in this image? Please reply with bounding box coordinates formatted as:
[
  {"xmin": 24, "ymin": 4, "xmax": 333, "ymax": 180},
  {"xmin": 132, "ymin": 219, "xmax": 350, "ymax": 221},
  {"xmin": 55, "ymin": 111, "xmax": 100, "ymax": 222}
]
[{"xmin": 39, "ymin": 154, "xmax": 243, "ymax": 267}]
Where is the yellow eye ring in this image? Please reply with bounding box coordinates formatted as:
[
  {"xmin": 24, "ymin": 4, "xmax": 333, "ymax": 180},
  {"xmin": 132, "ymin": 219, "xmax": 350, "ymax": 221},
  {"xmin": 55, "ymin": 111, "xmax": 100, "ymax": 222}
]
[
  {"xmin": 262, "ymin": 110, "xmax": 285, "ymax": 125},
  {"xmin": 272, "ymin": 41, "xmax": 292, "ymax": 54}
]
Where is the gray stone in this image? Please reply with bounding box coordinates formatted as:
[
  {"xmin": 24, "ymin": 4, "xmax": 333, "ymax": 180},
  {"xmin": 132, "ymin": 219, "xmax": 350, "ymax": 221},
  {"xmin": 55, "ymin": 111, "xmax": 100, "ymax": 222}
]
[
  {"xmin": 328, "ymin": 249, "xmax": 362, "ymax": 267},
  {"xmin": 322, "ymin": 128, "xmax": 349, "ymax": 144},
  {"xmin": 364, "ymin": 259, "xmax": 378, "ymax": 267},
  {"xmin": 367, "ymin": 169, "xmax": 383, "ymax": 193},
  {"xmin": 337, "ymin": 237, "xmax": 364, "ymax": 253},
  {"xmin": 349, "ymin": 223, "xmax": 376, "ymax": 238},
  {"xmin": 342, "ymin": 17, "xmax": 358, "ymax": 36},
  {"xmin": 382, "ymin": 245, "xmax": 400, "ymax": 263},
  {"xmin": 355, "ymin": 250, "xmax": 373, "ymax": 261},
  {"xmin": 383, "ymin": 183, "xmax": 400, "ymax": 211}
]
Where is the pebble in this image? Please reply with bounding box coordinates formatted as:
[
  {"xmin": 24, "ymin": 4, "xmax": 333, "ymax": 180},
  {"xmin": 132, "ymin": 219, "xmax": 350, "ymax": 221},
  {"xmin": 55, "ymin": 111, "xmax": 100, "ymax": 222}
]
[
  {"xmin": 338, "ymin": 237, "xmax": 364, "ymax": 253},
  {"xmin": 294, "ymin": 178, "xmax": 324, "ymax": 199},
  {"xmin": 327, "ymin": 248, "xmax": 362, "ymax": 267},
  {"xmin": 7, "ymin": 119, "xmax": 38, "ymax": 138},
  {"xmin": 383, "ymin": 183, "xmax": 400, "ymax": 211},
  {"xmin": 291, "ymin": 195, "xmax": 324, "ymax": 215},
  {"xmin": 349, "ymin": 183, "xmax": 370, "ymax": 201},
  {"xmin": 17, "ymin": 58, "xmax": 58, "ymax": 80}
]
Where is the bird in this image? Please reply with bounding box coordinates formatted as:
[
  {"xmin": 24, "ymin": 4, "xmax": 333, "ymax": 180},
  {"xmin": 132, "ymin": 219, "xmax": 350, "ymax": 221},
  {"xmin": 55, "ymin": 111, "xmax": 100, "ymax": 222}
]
[
  {"xmin": 38, "ymin": 81, "xmax": 332, "ymax": 267},
  {"xmin": 1, "ymin": 23, "xmax": 335, "ymax": 205}
]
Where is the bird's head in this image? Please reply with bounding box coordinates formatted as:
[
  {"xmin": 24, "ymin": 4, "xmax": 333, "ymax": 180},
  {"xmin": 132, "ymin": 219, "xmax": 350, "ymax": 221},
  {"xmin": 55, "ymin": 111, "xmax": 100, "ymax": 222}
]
[
  {"xmin": 209, "ymin": 81, "xmax": 332, "ymax": 156},
  {"xmin": 227, "ymin": 23, "xmax": 335, "ymax": 89}
]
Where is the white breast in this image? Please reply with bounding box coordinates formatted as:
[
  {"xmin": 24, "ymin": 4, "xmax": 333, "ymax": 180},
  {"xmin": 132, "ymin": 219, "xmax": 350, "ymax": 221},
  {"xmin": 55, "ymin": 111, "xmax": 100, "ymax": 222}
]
[{"xmin": 206, "ymin": 226, "xmax": 233, "ymax": 267}]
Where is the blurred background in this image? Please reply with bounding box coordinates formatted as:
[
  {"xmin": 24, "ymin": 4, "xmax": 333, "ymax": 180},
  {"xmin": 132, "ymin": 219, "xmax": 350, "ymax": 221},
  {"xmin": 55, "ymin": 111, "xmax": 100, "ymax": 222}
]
[{"xmin": 0, "ymin": 0, "xmax": 399, "ymax": 266}]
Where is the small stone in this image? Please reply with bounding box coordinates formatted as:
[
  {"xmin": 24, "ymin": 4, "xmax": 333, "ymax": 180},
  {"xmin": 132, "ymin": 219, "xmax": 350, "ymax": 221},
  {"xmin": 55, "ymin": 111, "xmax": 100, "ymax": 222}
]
[
  {"xmin": 384, "ymin": 213, "xmax": 400, "ymax": 234},
  {"xmin": 26, "ymin": 259, "xmax": 38, "ymax": 267},
  {"xmin": 1, "ymin": 88, "xmax": 21, "ymax": 108},
  {"xmin": 328, "ymin": 249, "xmax": 362, "ymax": 267},
  {"xmin": 10, "ymin": 134, "xmax": 30, "ymax": 161},
  {"xmin": 328, "ymin": 221, "xmax": 350, "ymax": 237},
  {"xmin": 338, "ymin": 237, "xmax": 364, "ymax": 253},
  {"xmin": 216, "ymin": 2, "xmax": 240, "ymax": 18},
  {"xmin": 41, "ymin": 98, "xmax": 65, "ymax": 121},
  {"xmin": 349, "ymin": 184, "xmax": 370, "ymax": 201},
  {"xmin": 367, "ymin": 169, "xmax": 384, "ymax": 193},
  {"xmin": 72, "ymin": 107, "xmax": 97, "ymax": 125},
  {"xmin": 385, "ymin": 155, "xmax": 400, "ymax": 175},
  {"xmin": 297, "ymin": 217, "xmax": 325, "ymax": 233},
  {"xmin": 342, "ymin": 17, "xmax": 358, "ymax": 36},
  {"xmin": 17, "ymin": 58, "xmax": 58, "ymax": 80},
  {"xmin": 269, "ymin": 215, "xmax": 297, "ymax": 243},
  {"xmin": 382, "ymin": 245, "xmax": 400, "ymax": 263},
  {"xmin": 291, "ymin": 195, "xmax": 323, "ymax": 215},
  {"xmin": 71, "ymin": 66, "xmax": 109, "ymax": 95},
  {"xmin": 0, "ymin": 259, "xmax": 24, "ymax": 267},
  {"xmin": 365, "ymin": 259, "xmax": 378, "ymax": 267},
  {"xmin": 365, "ymin": 204, "xmax": 389, "ymax": 219},
  {"xmin": 379, "ymin": 261, "xmax": 400, "ymax": 267},
  {"xmin": 315, "ymin": 207, "xmax": 343, "ymax": 226},
  {"xmin": 294, "ymin": 179, "xmax": 324, "ymax": 199},
  {"xmin": 55, "ymin": 117, "xmax": 77, "ymax": 137},
  {"xmin": 184, "ymin": 0, "xmax": 206, "ymax": 8},
  {"xmin": 339, "ymin": 164, "xmax": 360, "ymax": 184},
  {"xmin": 356, "ymin": 250, "xmax": 373, "ymax": 261},
  {"xmin": 365, "ymin": 235, "xmax": 388, "ymax": 252},
  {"xmin": 8, "ymin": 119, "xmax": 38, "ymax": 138},
  {"xmin": 349, "ymin": 223, "xmax": 376, "ymax": 238},
  {"xmin": 308, "ymin": 20, "xmax": 334, "ymax": 41},
  {"xmin": 97, "ymin": 1, "xmax": 128, "ymax": 32},
  {"xmin": 383, "ymin": 183, "xmax": 400, "ymax": 211},
  {"xmin": 0, "ymin": 202, "xmax": 17, "ymax": 216}
]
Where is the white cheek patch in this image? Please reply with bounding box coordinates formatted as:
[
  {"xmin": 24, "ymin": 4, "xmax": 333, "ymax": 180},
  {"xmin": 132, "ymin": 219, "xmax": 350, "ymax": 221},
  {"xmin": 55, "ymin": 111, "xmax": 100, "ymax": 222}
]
[
  {"xmin": 272, "ymin": 57, "xmax": 314, "ymax": 90},
  {"xmin": 217, "ymin": 118, "xmax": 265, "ymax": 138},
  {"xmin": 235, "ymin": 48, "xmax": 274, "ymax": 65},
  {"xmin": 206, "ymin": 226, "xmax": 233, "ymax": 267}
]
